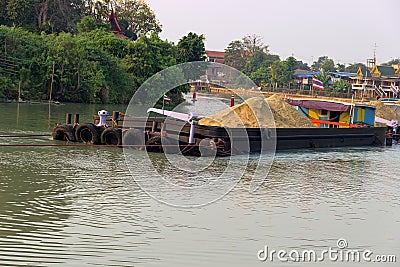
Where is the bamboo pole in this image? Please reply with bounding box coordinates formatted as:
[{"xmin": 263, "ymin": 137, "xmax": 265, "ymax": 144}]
[{"xmin": 49, "ymin": 61, "xmax": 55, "ymax": 101}]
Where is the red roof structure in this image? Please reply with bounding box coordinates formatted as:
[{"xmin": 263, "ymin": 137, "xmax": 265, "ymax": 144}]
[{"xmin": 109, "ymin": 11, "xmax": 127, "ymax": 38}]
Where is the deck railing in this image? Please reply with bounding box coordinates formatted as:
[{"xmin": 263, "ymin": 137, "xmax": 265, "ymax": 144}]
[{"xmin": 309, "ymin": 119, "xmax": 359, "ymax": 128}]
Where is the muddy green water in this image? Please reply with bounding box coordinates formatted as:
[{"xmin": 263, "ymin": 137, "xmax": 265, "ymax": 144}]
[{"xmin": 0, "ymin": 96, "xmax": 399, "ymax": 266}]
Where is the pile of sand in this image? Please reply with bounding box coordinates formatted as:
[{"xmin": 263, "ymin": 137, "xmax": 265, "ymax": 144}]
[
  {"xmin": 266, "ymin": 95, "xmax": 316, "ymax": 128},
  {"xmin": 199, "ymin": 94, "xmax": 316, "ymax": 128},
  {"xmin": 198, "ymin": 96, "xmax": 274, "ymax": 128},
  {"xmin": 369, "ymin": 100, "xmax": 400, "ymax": 121}
]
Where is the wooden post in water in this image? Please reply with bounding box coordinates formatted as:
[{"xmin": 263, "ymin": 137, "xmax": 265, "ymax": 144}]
[
  {"xmin": 112, "ymin": 111, "xmax": 119, "ymax": 128},
  {"xmin": 65, "ymin": 113, "xmax": 72, "ymax": 124},
  {"xmin": 73, "ymin": 114, "xmax": 80, "ymax": 124},
  {"xmin": 192, "ymin": 91, "xmax": 197, "ymax": 102},
  {"xmin": 112, "ymin": 111, "xmax": 119, "ymax": 121}
]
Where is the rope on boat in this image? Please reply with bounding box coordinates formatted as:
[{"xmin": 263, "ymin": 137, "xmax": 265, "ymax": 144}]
[{"xmin": 0, "ymin": 143, "xmax": 198, "ymax": 148}]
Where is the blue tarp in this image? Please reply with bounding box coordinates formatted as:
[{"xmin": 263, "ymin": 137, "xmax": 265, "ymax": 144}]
[
  {"xmin": 295, "ymin": 72, "xmax": 320, "ymax": 78},
  {"xmin": 328, "ymin": 72, "xmax": 357, "ymax": 78}
]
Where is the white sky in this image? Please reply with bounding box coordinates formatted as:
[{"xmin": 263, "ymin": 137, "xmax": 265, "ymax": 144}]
[{"xmin": 145, "ymin": 0, "xmax": 399, "ymax": 66}]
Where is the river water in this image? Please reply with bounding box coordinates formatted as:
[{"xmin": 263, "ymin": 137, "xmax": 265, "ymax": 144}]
[{"xmin": 0, "ymin": 95, "xmax": 399, "ymax": 266}]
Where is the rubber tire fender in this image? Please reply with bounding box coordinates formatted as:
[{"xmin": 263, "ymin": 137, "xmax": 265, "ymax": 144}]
[
  {"xmin": 122, "ymin": 128, "xmax": 146, "ymax": 150},
  {"xmin": 52, "ymin": 124, "xmax": 76, "ymax": 142},
  {"xmin": 145, "ymin": 136, "xmax": 163, "ymax": 153},
  {"xmin": 101, "ymin": 127, "xmax": 122, "ymax": 146},
  {"xmin": 75, "ymin": 123, "xmax": 100, "ymax": 144},
  {"xmin": 146, "ymin": 136, "xmax": 180, "ymax": 154}
]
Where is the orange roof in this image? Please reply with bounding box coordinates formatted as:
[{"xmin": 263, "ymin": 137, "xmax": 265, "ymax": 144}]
[
  {"xmin": 205, "ymin": 50, "xmax": 225, "ymax": 58},
  {"xmin": 205, "ymin": 50, "xmax": 225, "ymax": 63}
]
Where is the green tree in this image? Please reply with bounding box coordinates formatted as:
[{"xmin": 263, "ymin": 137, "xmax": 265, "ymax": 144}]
[
  {"xmin": 176, "ymin": 32, "xmax": 206, "ymax": 63},
  {"xmin": 312, "ymin": 56, "xmax": 336, "ymax": 72},
  {"xmin": 286, "ymin": 56, "xmax": 297, "ymax": 75},
  {"xmin": 224, "ymin": 34, "xmax": 268, "ymax": 71},
  {"xmin": 0, "ymin": 0, "xmax": 37, "ymax": 30},
  {"xmin": 86, "ymin": 0, "xmax": 161, "ymax": 36},
  {"xmin": 0, "ymin": 0, "xmax": 161, "ymax": 35},
  {"xmin": 333, "ymin": 79, "xmax": 350, "ymax": 93},
  {"xmin": 242, "ymin": 34, "xmax": 268, "ymax": 58},
  {"xmin": 243, "ymin": 50, "xmax": 279, "ymax": 75},
  {"xmin": 0, "ymin": 23, "xmax": 223, "ymax": 106},
  {"xmin": 315, "ymin": 69, "xmax": 331, "ymax": 90},
  {"xmin": 122, "ymin": 33, "xmax": 176, "ymax": 103},
  {"xmin": 294, "ymin": 60, "xmax": 310, "ymax": 71},
  {"xmin": 345, "ymin": 63, "xmax": 366, "ymax": 74},
  {"xmin": 45, "ymin": 31, "xmax": 134, "ymax": 103},
  {"xmin": 174, "ymin": 32, "xmax": 206, "ymax": 103},
  {"xmin": 382, "ymin": 58, "xmax": 400, "ymax": 66},
  {"xmin": 336, "ymin": 63, "xmax": 346, "ymax": 72},
  {"xmin": 270, "ymin": 60, "xmax": 292, "ymax": 88},
  {"xmin": 249, "ymin": 66, "xmax": 271, "ymax": 87},
  {"xmin": 115, "ymin": 0, "xmax": 161, "ymax": 36},
  {"xmin": 35, "ymin": 0, "xmax": 84, "ymax": 33},
  {"xmin": 224, "ymin": 40, "xmax": 246, "ymax": 70},
  {"xmin": 267, "ymin": 57, "xmax": 301, "ymax": 88},
  {"xmin": 77, "ymin": 16, "xmax": 108, "ymax": 33}
]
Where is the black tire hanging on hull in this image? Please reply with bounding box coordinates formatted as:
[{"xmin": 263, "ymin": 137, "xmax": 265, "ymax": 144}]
[
  {"xmin": 101, "ymin": 127, "xmax": 122, "ymax": 146},
  {"xmin": 52, "ymin": 124, "xmax": 76, "ymax": 142},
  {"xmin": 146, "ymin": 136, "xmax": 180, "ymax": 154},
  {"xmin": 122, "ymin": 128, "xmax": 146, "ymax": 150},
  {"xmin": 75, "ymin": 123, "xmax": 101, "ymax": 144},
  {"xmin": 145, "ymin": 136, "xmax": 163, "ymax": 153}
]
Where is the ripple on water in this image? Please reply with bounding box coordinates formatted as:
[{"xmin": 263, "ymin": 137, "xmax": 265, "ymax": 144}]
[{"xmin": 0, "ymin": 138, "xmax": 400, "ymax": 266}]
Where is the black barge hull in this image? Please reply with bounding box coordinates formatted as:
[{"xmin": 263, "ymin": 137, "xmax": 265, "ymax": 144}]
[
  {"xmin": 121, "ymin": 117, "xmax": 386, "ymax": 153},
  {"xmin": 274, "ymin": 127, "xmax": 385, "ymax": 150},
  {"xmin": 53, "ymin": 116, "xmax": 386, "ymax": 155}
]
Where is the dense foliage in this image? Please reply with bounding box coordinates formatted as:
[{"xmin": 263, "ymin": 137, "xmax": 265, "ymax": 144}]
[
  {"xmin": 1, "ymin": 0, "xmax": 398, "ymax": 102},
  {"xmin": 224, "ymin": 35, "xmax": 310, "ymax": 88},
  {"xmin": 0, "ymin": 0, "xmax": 161, "ymax": 35},
  {"xmin": 0, "ymin": 25, "xmax": 205, "ymax": 104},
  {"xmin": 224, "ymin": 35, "xmax": 399, "ymax": 92}
]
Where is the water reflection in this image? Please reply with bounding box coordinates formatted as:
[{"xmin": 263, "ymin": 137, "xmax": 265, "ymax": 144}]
[
  {"xmin": 0, "ymin": 148, "xmax": 71, "ymax": 266},
  {"xmin": 1, "ymin": 102, "xmax": 127, "ymax": 133},
  {"xmin": 0, "ymin": 102, "xmax": 399, "ymax": 266}
]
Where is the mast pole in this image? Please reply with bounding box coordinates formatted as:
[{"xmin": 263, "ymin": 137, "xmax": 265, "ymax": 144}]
[
  {"xmin": 18, "ymin": 81, "xmax": 21, "ymax": 101},
  {"xmin": 49, "ymin": 61, "xmax": 55, "ymax": 102}
]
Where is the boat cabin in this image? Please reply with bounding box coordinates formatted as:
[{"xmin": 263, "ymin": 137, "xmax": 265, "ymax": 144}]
[{"xmin": 286, "ymin": 98, "xmax": 376, "ymax": 128}]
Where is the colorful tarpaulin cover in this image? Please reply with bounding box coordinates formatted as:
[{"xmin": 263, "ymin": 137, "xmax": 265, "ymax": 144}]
[{"xmin": 286, "ymin": 99, "xmax": 350, "ymax": 112}]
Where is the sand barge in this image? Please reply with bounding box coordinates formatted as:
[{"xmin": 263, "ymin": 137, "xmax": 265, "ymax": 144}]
[{"xmin": 369, "ymin": 100, "xmax": 400, "ymax": 121}]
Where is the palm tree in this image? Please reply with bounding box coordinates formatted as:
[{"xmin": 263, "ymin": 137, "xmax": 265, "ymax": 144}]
[
  {"xmin": 315, "ymin": 70, "xmax": 331, "ymax": 91},
  {"xmin": 333, "ymin": 79, "xmax": 351, "ymax": 93}
]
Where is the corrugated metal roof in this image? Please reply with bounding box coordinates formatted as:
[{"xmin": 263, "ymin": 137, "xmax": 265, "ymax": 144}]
[
  {"xmin": 328, "ymin": 72, "xmax": 357, "ymax": 77},
  {"xmin": 295, "ymin": 72, "xmax": 320, "ymax": 78}
]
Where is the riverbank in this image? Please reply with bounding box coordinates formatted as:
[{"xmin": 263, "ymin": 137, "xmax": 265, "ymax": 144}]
[{"xmin": 193, "ymin": 86, "xmax": 372, "ymax": 103}]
